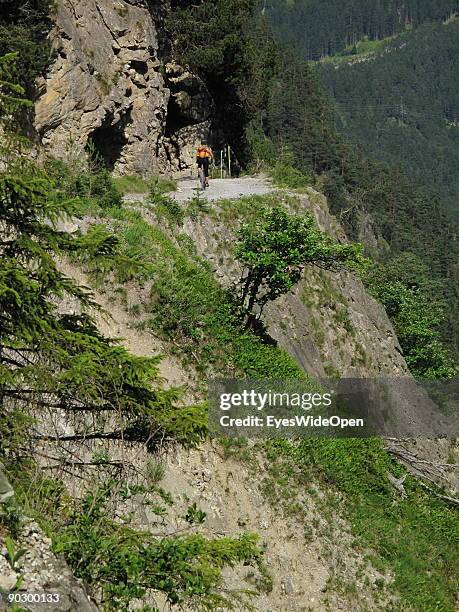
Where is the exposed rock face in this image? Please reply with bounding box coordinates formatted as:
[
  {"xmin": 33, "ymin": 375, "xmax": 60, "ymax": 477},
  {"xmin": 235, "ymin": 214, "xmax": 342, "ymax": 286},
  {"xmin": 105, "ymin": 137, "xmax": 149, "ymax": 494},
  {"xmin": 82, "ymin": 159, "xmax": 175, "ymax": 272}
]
[
  {"xmin": 180, "ymin": 187, "xmax": 409, "ymax": 380},
  {"xmin": 0, "ymin": 518, "xmax": 97, "ymax": 611},
  {"xmin": 178, "ymin": 184, "xmax": 452, "ymax": 436},
  {"xmin": 35, "ymin": 0, "xmax": 168, "ymax": 175},
  {"xmin": 35, "ymin": 0, "xmax": 213, "ymax": 176},
  {"xmin": 163, "ymin": 62, "xmax": 214, "ymax": 174},
  {"xmin": 266, "ymin": 190, "xmax": 407, "ymax": 379}
]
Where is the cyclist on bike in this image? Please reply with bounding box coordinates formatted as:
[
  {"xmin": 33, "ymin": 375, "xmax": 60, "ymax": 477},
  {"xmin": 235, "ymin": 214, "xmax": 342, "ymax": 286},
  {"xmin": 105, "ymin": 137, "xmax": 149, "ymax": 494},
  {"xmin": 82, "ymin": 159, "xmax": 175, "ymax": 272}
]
[{"xmin": 196, "ymin": 140, "xmax": 213, "ymax": 187}]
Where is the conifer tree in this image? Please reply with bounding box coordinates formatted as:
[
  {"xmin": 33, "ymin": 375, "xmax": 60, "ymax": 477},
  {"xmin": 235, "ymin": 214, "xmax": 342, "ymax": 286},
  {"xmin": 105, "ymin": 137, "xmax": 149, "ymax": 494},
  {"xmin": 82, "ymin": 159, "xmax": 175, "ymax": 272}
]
[{"xmin": 0, "ymin": 56, "xmax": 206, "ymax": 460}]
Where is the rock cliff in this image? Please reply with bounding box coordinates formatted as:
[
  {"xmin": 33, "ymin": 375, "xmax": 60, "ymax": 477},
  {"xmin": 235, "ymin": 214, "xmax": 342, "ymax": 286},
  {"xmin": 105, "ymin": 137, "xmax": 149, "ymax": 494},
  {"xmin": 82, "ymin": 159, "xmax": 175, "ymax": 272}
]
[
  {"xmin": 175, "ymin": 185, "xmax": 454, "ymax": 437},
  {"xmin": 34, "ymin": 0, "xmax": 213, "ymax": 177}
]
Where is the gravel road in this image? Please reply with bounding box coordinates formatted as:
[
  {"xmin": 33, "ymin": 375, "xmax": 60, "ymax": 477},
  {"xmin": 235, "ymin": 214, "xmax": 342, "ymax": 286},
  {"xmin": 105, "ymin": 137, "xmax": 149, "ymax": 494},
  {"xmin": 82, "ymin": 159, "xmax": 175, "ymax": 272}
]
[
  {"xmin": 123, "ymin": 175, "xmax": 274, "ymax": 203},
  {"xmin": 171, "ymin": 175, "xmax": 274, "ymax": 202}
]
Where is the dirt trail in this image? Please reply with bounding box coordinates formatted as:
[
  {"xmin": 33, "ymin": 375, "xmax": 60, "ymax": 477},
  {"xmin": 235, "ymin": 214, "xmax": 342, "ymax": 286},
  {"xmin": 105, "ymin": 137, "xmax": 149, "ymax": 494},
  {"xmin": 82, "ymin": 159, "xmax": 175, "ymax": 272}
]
[{"xmin": 124, "ymin": 174, "xmax": 275, "ymax": 203}]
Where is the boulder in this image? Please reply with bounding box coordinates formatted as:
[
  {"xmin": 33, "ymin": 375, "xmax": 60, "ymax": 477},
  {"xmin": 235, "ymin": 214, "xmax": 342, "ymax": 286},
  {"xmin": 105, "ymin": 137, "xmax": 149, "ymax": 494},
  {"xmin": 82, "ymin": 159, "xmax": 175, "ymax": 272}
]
[{"xmin": 0, "ymin": 462, "xmax": 14, "ymax": 503}]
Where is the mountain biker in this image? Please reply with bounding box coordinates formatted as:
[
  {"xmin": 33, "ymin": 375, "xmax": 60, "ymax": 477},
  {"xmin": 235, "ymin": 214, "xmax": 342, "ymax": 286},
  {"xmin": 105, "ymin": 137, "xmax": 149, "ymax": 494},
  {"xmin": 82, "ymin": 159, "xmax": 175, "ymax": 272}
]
[{"xmin": 196, "ymin": 140, "xmax": 213, "ymax": 187}]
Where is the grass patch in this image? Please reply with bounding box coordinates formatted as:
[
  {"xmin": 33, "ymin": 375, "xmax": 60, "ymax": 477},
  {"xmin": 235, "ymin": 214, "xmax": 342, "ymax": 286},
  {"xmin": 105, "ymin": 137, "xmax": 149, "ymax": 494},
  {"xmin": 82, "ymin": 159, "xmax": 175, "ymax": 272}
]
[
  {"xmin": 113, "ymin": 175, "xmax": 151, "ymax": 194},
  {"xmin": 113, "ymin": 174, "xmax": 177, "ymax": 195},
  {"xmin": 262, "ymin": 438, "xmax": 459, "ymax": 611}
]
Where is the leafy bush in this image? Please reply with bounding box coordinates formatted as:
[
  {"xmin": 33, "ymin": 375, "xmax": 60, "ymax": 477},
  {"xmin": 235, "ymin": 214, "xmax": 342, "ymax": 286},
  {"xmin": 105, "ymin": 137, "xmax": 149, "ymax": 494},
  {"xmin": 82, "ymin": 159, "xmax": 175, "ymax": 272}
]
[
  {"xmin": 45, "ymin": 158, "xmax": 123, "ymax": 213},
  {"xmin": 54, "ymin": 483, "xmax": 264, "ymax": 610},
  {"xmin": 366, "ymin": 255, "xmax": 456, "ymax": 378},
  {"xmin": 72, "ymin": 168, "xmax": 123, "ymax": 208},
  {"xmin": 246, "ymin": 127, "xmax": 277, "ymax": 169},
  {"xmin": 270, "ymin": 161, "xmax": 312, "ymax": 190},
  {"xmin": 0, "ymin": 500, "xmax": 22, "ymax": 540},
  {"xmin": 186, "ymin": 189, "xmax": 211, "ymax": 219},
  {"xmin": 148, "ymin": 178, "xmax": 184, "ymax": 224},
  {"xmin": 153, "ymin": 195, "xmax": 184, "ymax": 225},
  {"xmin": 235, "ymin": 205, "xmax": 366, "ymax": 320}
]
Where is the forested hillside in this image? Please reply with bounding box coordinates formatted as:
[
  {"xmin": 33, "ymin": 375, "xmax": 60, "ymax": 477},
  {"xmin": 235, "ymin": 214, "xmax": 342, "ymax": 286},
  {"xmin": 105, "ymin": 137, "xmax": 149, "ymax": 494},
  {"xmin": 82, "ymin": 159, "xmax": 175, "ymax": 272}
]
[
  {"xmin": 267, "ymin": 0, "xmax": 458, "ymax": 59},
  {"xmin": 318, "ymin": 19, "xmax": 459, "ymax": 219},
  {"xmin": 264, "ymin": 0, "xmax": 458, "ymax": 357}
]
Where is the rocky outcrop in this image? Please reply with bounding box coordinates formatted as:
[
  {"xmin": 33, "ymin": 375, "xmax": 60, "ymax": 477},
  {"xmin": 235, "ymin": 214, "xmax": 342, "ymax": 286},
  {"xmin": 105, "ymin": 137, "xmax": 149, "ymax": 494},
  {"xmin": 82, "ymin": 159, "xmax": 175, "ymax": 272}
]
[
  {"xmin": 163, "ymin": 62, "xmax": 214, "ymax": 173},
  {"xmin": 180, "ymin": 187, "xmax": 409, "ymax": 380},
  {"xmin": 34, "ymin": 0, "xmax": 215, "ymax": 177},
  {"xmin": 35, "ymin": 0, "xmax": 168, "ymax": 175},
  {"xmin": 0, "ymin": 518, "xmax": 97, "ymax": 611},
  {"xmin": 176, "ymin": 184, "xmax": 453, "ymax": 437}
]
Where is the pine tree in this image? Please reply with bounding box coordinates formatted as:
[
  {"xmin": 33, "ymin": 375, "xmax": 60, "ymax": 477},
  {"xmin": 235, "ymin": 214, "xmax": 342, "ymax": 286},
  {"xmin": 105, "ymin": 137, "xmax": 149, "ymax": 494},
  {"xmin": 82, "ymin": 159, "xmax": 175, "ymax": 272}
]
[{"xmin": 0, "ymin": 56, "xmax": 206, "ymax": 459}]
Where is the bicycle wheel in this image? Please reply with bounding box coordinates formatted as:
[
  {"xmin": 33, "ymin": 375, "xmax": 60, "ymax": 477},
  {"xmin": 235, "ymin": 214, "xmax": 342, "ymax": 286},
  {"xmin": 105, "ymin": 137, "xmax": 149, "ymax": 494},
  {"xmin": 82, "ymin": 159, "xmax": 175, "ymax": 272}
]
[{"xmin": 199, "ymin": 167, "xmax": 206, "ymax": 190}]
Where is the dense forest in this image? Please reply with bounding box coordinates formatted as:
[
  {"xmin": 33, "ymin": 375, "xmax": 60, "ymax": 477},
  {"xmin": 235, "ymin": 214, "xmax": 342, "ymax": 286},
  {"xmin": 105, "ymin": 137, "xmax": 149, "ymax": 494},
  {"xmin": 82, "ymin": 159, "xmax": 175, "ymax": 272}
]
[
  {"xmin": 318, "ymin": 19, "xmax": 459, "ymax": 219},
  {"xmin": 267, "ymin": 0, "xmax": 458, "ymax": 59}
]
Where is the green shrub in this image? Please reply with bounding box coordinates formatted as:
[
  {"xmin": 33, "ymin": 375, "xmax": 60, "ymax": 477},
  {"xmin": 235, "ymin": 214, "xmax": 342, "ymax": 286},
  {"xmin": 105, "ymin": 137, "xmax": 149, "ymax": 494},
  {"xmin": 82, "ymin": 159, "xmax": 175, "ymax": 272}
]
[
  {"xmin": 73, "ymin": 168, "xmax": 122, "ymax": 208},
  {"xmin": 270, "ymin": 161, "xmax": 312, "ymax": 189},
  {"xmin": 91, "ymin": 169, "xmax": 123, "ymax": 208},
  {"xmin": 149, "ymin": 176, "xmax": 178, "ymax": 196},
  {"xmin": 45, "ymin": 157, "xmax": 123, "ymax": 210},
  {"xmin": 153, "ymin": 195, "xmax": 184, "ymax": 225},
  {"xmin": 54, "ymin": 483, "xmax": 264, "ymax": 610},
  {"xmin": 113, "ymin": 175, "xmax": 177, "ymax": 195},
  {"xmin": 0, "ymin": 502, "xmax": 22, "ymax": 540},
  {"xmin": 148, "ymin": 179, "xmax": 184, "ymax": 224},
  {"xmin": 235, "ymin": 205, "xmax": 366, "ymax": 320},
  {"xmin": 366, "ymin": 255, "xmax": 457, "ymax": 378},
  {"xmin": 186, "ymin": 189, "xmax": 211, "ymax": 219}
]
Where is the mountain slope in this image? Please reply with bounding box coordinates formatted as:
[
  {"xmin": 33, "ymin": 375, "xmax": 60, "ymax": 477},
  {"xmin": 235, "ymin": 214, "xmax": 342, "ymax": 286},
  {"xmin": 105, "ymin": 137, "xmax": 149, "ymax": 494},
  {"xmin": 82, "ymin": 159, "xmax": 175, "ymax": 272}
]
[
  {"xmin": 318, "ymin": 19, "xmax": 459, "ymax": 219},
  {"xmin": 267, "ymin": 0, "xmax": 458, "ymax": 59},
  {"xmin": 1, "ymin": 1, "xmax": 458, "ymax": 610}
]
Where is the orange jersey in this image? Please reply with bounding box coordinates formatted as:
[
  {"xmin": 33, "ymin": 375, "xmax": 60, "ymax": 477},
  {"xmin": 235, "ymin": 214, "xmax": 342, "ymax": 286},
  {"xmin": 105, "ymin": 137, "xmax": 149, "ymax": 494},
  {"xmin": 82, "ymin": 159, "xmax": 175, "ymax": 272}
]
[{"xmin": 197, "ymin": 145, "xmax": 212, "ymax": 159}]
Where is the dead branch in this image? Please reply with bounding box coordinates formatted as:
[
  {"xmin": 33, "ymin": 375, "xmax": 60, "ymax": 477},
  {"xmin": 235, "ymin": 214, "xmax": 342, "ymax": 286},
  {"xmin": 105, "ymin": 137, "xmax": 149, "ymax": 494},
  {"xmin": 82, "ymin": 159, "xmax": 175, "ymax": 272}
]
[
  {"xmin": 385, "ymin": 443, "xmax": 453, "ymax": 486},
  {"xmin": 418, "ymin": 481, "xmax": 459, "ymax": 508},
  {"xmin": 387, "ymin": 472, "xmax": 407, "ymax": 498}
]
